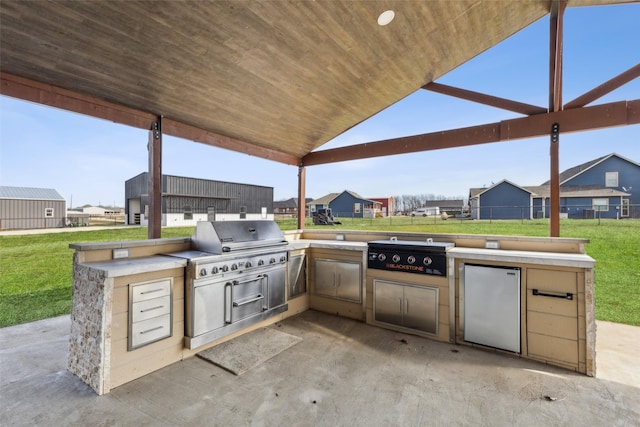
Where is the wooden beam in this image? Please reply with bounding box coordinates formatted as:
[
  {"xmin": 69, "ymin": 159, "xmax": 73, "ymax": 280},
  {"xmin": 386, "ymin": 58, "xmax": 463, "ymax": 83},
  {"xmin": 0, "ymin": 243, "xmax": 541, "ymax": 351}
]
[
  {"xmin": 161, "ymin": 118, "xmax": 300, "ymax": 167},
  {"xmin": 548, "ymin": 0, "xmax": 565, "ymax": 237},
  {"xmin": 564, "ymin": 63, "xmax": 640, "ymax": 109},
  {"xmin": 423, "ymin": 82, "xmax": 547, "ymax": 116},
  {"xmin": 301, "ymin": 100, "xmax": 639, "ymax": 166},
  {"xmin": 1, "ymin": 72, "xmax": 155, "ymax": 129},
  {"xmin": 148, "ymin": 119, "xmax": 163, "ymax": 239},
  {"xmin": 297, "ymin": 166, "xmax": 306, "ymax": 230},
  {"xmin": 1, "ymin": 72, "xmax": 300, "ymax": 166}
]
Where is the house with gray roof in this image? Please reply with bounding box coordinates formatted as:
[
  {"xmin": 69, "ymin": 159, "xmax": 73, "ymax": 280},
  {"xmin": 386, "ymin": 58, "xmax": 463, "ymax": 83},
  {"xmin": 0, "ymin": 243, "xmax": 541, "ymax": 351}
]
[
  {"xmin": 469, "ymin": 153, "xmax": 638, "ymax": 220},
  {"xmin": 0, "ymin": 186, "xmax": 66, "ymax": 230},
  {"xmin": 274, "ymin": 197, "xmax": 313, "ymax": 218},
  {"xmin": 307, "ymin": 190, "xmax": 381, "ymax": 219}
]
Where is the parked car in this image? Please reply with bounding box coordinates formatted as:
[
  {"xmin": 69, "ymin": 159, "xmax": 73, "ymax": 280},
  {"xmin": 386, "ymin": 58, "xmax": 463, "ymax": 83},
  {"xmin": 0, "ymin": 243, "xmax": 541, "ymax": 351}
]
[{"xmin": 410, "ymin": 207, "xmax": 440, "ymax": 216}]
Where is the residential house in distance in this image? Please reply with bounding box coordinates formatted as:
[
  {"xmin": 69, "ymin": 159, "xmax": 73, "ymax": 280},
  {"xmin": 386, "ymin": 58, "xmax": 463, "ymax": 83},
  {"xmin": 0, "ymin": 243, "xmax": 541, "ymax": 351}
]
[
  {"xmin": 368, "ymin": 196, "xmax": 394, "ymax": 217},
  {"xmin": 273, "ymin": 197, "xmax": 312, "ymax": 218},
  {"xmin": 308, "ymin": 190, "xmax": 381, "ymax": 218},
  {"xmin": 0, "ymin": 186, "xmax": 66, "ymax": 230},
  {"xmin": 125, "ymin": 173, "xmax": 274, "ymax": 226},
  {"xmin": 423, "ymin": 199, "xmax": 466, "ymax": 216},
  {"xmin": 469, "ymin": 153, "xmax": 638, "ymax": 220}
]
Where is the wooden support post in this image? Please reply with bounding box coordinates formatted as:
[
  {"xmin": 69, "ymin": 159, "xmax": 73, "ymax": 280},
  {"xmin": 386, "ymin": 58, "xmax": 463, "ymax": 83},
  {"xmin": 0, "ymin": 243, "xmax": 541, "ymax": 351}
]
[
  {"xmin": 297, "ymin": 166, "xmax": 306, "ymax": 230},
  {"xmin": 148, "ymin": 118, "xmax": 162, "ymax": 239},
  {"xmin": 548, "ymin": 0, "xmax": 565, "ymax": 237}
]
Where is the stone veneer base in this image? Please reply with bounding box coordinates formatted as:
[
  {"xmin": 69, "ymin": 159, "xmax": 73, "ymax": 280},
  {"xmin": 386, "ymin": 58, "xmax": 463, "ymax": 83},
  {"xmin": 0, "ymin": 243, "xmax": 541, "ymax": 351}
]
[{"xmin": 67, "ymin": 254, "xmax": 113, "ymax": 395}]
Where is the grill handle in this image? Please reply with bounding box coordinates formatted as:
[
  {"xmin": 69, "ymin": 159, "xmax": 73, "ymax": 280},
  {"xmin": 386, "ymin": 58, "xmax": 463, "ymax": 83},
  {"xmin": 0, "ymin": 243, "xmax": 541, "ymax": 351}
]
[
  {"xmin": 532, "ymin": 289, "xmax": 573, "ymax": 300},
  {"xmin": 234, "ymin": 274, "xmax": 265, "ymax": 285},
  {"xmin": 233, "ymin": 294, "xmax": 264, "ymax": 307}
]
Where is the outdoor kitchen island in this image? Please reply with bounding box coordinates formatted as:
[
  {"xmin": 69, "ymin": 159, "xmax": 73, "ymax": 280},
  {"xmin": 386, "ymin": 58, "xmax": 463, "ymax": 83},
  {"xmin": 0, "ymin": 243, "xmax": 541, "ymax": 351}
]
[{"xmin": 68, "ymin": 224, "xmax": 595, "ymax": 395}]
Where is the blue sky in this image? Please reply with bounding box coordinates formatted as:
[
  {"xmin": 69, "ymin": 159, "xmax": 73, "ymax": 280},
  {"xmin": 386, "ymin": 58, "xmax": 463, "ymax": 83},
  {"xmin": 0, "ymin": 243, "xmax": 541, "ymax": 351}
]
[{"xmin": 1, "ymin": 3, "xmax": 638, "ymax": 208}]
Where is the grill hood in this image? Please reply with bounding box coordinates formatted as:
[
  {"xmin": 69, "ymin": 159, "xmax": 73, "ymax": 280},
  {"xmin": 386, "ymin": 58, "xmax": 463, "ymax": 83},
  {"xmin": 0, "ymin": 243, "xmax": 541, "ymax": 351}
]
[{"xmin": 191, "ymin": 220, "xmax": 288, "ymax": 254}]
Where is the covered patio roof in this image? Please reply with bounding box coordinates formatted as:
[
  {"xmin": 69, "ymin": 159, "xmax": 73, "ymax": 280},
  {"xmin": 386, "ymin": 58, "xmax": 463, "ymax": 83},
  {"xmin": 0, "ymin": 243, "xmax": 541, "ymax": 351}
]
[{"xmin": 1, "ymin": 1, "xmax": 638, "ymax": 235}]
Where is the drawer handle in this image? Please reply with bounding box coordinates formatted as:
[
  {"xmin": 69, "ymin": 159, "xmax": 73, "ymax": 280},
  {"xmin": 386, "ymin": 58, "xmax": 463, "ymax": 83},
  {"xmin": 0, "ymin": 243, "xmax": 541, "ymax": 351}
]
[
  {"xmin": 140, "ymin": 288, "xmax": 164, "ymax": 295},
  {"xmin": 140, "ymin": 325, "xmax": 164, "ymax": 334},
  {"xmin": 140, "ymin": 305, "xmax": 164, "ymax": 313},
  {"xmin": 532, "ymin": 289, "xmax": 573, "ymax": 300}
]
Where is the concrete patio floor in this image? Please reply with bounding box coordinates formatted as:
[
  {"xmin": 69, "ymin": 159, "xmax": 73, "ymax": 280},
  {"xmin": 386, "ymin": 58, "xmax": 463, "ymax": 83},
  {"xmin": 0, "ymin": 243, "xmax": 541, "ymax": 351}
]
[{"xmin": 1, "ymin": 310, "xmax": 639, "ymax": 426}]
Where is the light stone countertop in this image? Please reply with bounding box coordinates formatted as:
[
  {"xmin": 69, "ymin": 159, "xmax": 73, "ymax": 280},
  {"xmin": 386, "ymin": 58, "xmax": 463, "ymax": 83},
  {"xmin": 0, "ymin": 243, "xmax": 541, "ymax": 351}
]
[
  {"xmin": 79, "ymin": 255, "xmax": 187, "ymax": 278},
  {"xmin": 287, "ymin": 239, "xmax": 368, "ymax": 251},
  {"xmin": 448, "ymin": 247, "xmax": 595, "ymax": 268}
]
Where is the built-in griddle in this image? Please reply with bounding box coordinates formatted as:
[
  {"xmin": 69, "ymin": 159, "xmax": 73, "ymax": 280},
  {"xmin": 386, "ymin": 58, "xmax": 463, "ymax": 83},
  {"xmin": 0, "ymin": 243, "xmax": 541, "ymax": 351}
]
[{"xmin": 368, "ymin": 239, "xmax": 454, "ymax": 277}]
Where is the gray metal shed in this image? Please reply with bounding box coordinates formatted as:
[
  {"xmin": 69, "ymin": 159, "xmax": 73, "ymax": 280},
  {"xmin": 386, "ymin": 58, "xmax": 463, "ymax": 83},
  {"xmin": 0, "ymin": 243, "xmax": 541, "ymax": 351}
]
[
  {"xmin": 0, "ymin": 186, "xmax": 66, "ymax": 230},
  {"xmin": 124, "ymin": 173, "xmax": 274, "ymax": 226}
]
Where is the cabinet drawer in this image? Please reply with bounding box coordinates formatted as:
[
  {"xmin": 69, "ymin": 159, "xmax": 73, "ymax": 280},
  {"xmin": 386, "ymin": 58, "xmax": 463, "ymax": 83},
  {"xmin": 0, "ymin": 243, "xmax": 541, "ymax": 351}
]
[
  {"xmin": 131, "ymin": 279, "xmax": 171, "ymax": 303},
  {"xmin": 131, "ymin": 295, "xmax": 171, "ymax": 323},
  {"xmin": 130, "ymin": 314, "xmax": 172, "ymax": 349}
]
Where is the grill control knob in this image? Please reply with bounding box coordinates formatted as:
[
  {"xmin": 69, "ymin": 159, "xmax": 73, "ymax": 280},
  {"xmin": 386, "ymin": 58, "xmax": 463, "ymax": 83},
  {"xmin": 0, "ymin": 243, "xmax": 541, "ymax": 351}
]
[
  {"xmin": 423, "ymin": 257, "xmax": 432, "ymax": 266},
  {"xmin": 280, "ymin": 255, "xmax": 287, "ymax": 263},
  {"xmin": 200, "ymin": 268, "xmax": 207, "ymax": 277},
  {"xmin": 245, "ymin": 261, "xmax": 252, "ymax": 268},
  {"xmin": 221, "ymin": 265, "xmax": 229, "ymax": 272},
  {"xmin": 408, "ymin": 256, "xmax": 416, "ymax": 264},
  {"xmin": 269, "ymin": 257, "xmax": 276, "ymax": 264},
  {"xmin": 392, "ymin": 254, "xmax": 401, "ymax": 263},
  {"xmin": 258, "ymin": 259, "xmax": 265, "ymax": 266},
  {"xmin": 231, "ymin": 263, "xmax": 238, "ymax": 271},
  {"xmin": 378, "ymin": 254, "xmax": 386, "ymax": 261},
  {"xmin": 211, "ymin": 266, "xmax": 219, "ymax": 274}
]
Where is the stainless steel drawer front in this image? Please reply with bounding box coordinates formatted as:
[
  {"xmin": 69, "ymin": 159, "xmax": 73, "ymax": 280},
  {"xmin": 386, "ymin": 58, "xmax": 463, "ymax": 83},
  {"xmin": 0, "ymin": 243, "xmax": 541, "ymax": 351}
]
[
  {"xmin": 131, "ymin": 295, "xmax": 171, "ymax": 323},
  {"xmin": 130, "ymin": 314, "xmax": 172, "ymax": 348},
  {"xmin": 131, "ymin": 279, "xmax": 171, "ymax": 302},
  {"xmin": 129, "ymin": 278, "xmax": 173, "ymax": 351}
]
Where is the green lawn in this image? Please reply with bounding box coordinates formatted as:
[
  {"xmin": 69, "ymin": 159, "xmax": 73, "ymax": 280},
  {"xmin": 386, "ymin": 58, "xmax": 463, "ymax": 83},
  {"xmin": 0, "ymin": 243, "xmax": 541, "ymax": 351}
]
[{"xmin": 1, "ymin": 218, "xmax": 638, "ymax": 327}]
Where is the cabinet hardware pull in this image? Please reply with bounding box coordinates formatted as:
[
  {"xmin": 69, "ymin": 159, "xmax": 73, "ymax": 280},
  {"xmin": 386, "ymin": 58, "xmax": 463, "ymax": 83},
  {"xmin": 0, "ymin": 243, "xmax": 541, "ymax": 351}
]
[
  {"xmin": 140, "ymin": 305, "xmax": 163, "ymax": 313},
  {"xmin": 140, "ymin": 326, "xmax": 163, "ymax": 334},
  {"xmin": 532, "ymin": 289, "xmax": 573, "ymax": 300},
  {"xmin": 140, "ymin": 288, "xmax": 164, "ymax": 295}
]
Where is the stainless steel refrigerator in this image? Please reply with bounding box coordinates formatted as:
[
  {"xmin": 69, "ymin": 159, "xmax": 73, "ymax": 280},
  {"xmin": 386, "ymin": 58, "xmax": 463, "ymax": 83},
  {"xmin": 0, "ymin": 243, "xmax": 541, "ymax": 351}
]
[{"xmin": 462, "ymin": 264, "xmax": 521, "ymax": 353}]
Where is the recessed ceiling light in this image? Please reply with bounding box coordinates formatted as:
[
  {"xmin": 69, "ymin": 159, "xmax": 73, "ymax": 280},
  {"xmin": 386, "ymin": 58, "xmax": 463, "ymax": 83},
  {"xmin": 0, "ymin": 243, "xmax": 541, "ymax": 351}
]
[{"xmin": 377, "ymin": 10, "xmax": 395, "ymax": 26}]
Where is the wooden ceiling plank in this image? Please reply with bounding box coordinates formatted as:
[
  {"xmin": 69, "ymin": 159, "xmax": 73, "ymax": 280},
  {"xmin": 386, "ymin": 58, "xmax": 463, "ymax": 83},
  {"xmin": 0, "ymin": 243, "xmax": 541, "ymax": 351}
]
[
  {"xmin": 564, "ymin": 63, "xmax": 640, "ymax": 109},
  {"xmin": 302, "ymin": 99, "xmax": 639, "ymax": 166},
  {"xmin": 423, "ymin": 82, "xmax": 547, "ymax": 115}
]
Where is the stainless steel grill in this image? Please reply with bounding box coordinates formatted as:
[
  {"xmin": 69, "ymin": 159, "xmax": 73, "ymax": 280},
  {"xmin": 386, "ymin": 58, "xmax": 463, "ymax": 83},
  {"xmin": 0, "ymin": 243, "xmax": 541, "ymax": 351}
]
[{"xmin": 168, "ymin": 220, "xmax": 289, "ymax": 349}]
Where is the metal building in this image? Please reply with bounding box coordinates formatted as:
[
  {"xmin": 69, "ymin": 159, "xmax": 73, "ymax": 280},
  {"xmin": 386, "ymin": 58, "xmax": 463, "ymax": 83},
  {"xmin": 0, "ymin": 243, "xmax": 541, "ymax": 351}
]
[
  {"xmin": 124, "ymin": 173, "xmax": 274, "ymax": 226},
  {"xmin": 0, "ymin": 186, "xmax": 66, "ymax": 230}
]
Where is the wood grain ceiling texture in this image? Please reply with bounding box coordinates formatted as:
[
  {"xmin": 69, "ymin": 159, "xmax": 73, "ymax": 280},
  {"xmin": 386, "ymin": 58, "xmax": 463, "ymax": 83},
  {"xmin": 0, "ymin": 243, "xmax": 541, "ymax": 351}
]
[{"xmin": 0, "ymin": 0, "xmax": 627, "ymax": 162}]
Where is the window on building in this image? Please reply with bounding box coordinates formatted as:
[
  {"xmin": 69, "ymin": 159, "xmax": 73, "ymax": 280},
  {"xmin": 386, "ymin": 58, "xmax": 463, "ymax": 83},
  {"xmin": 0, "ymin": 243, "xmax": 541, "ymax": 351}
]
[
  {"xmin": 605, "ymin": 171, "xmax": 618, "ymax": 187},
  {"xmin": 354, "ymin": 203, "xmax": 361, "ymax": 213},
  {"xmin": 261, "ymin": 207, "xmax": 267, "ymax": 219},
  {"xmin": 45, "ymin": 208, "xmax": 54, "ymax": 217},
  {"xmin": 592, "ymin": 198, "xmax": 609, "ymax": 211},
  {"xmin": 240, "ymin": 206, "xmax": 247, "ymax": 219},
  {"xmin": 184, "ymin": 205, "xmax": 193, "ymax": 220}
]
